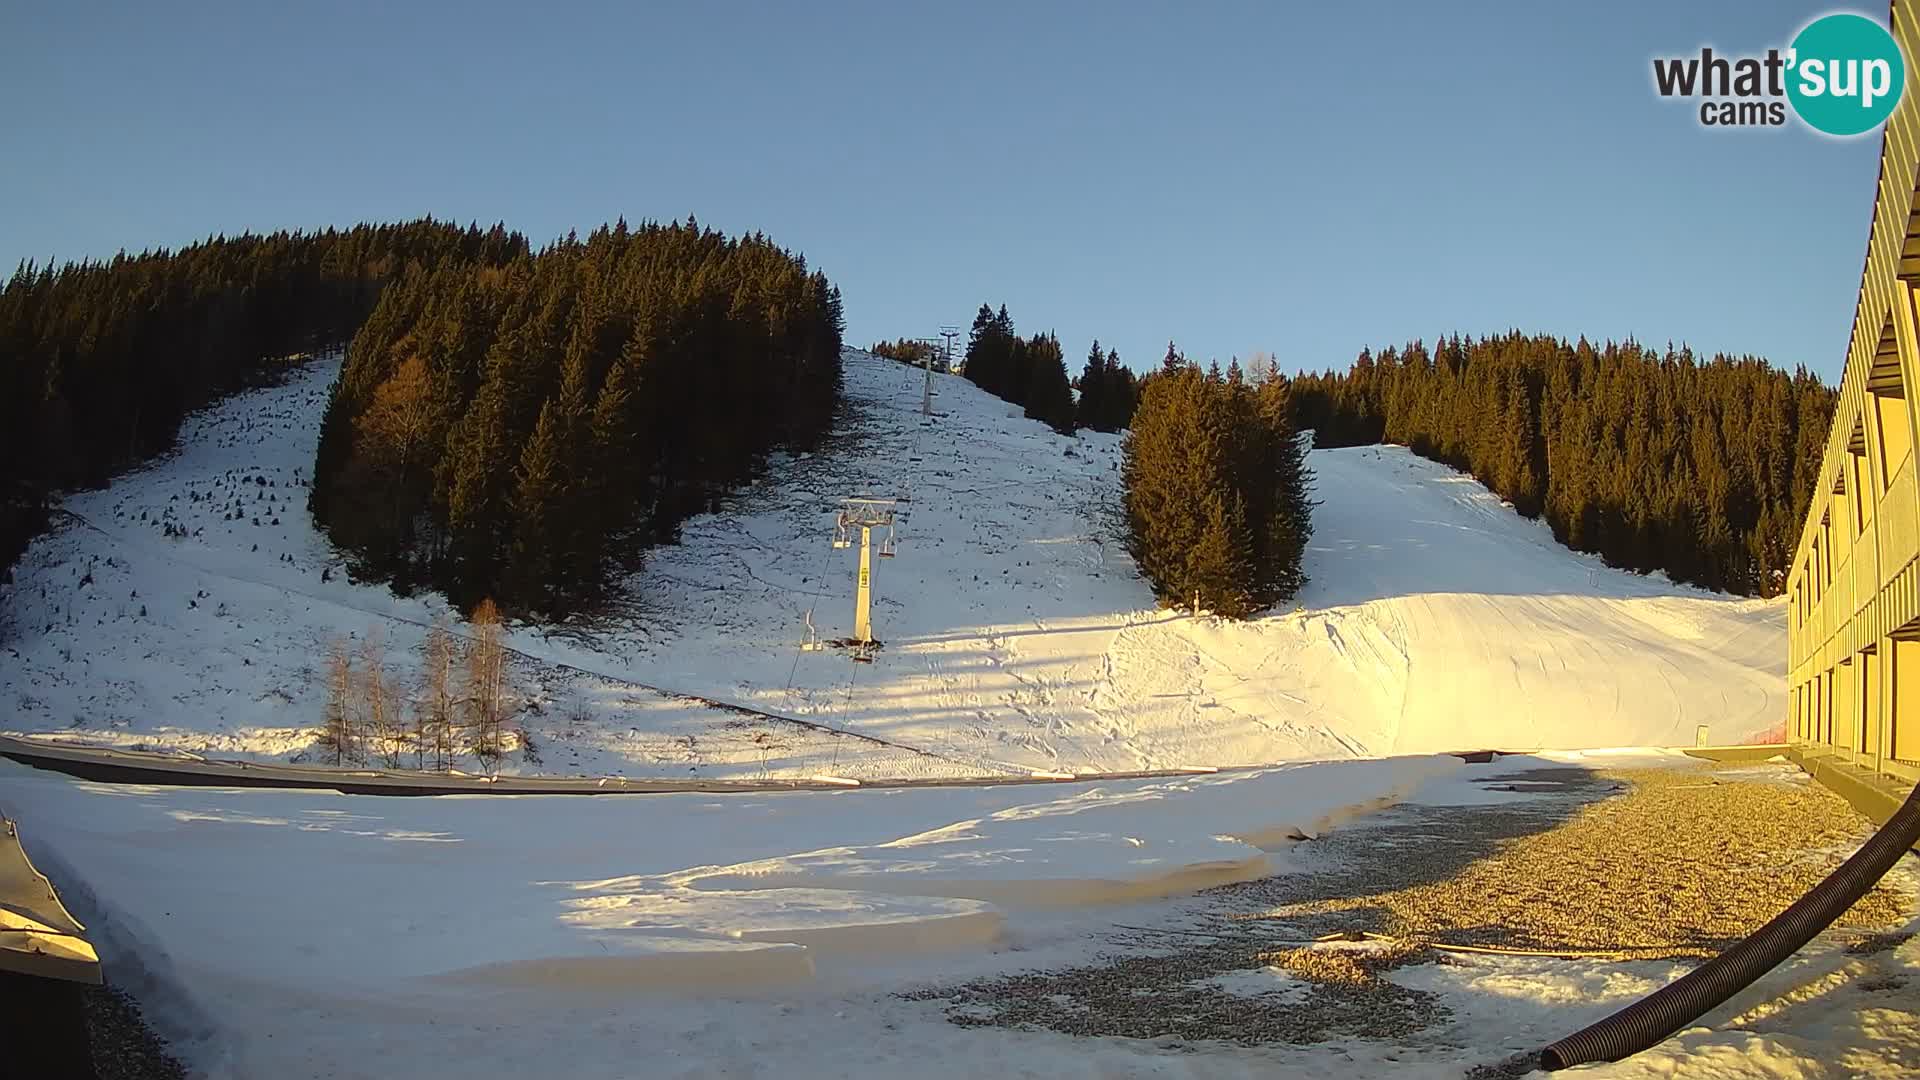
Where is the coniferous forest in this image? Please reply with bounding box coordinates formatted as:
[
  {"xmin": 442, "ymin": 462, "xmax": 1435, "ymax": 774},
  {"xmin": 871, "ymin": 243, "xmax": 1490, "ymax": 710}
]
[
  {"xmin": 308, "ymin": 219, "xmax": 845, "ymax": 616},
  {"xmin": 1075, "ymin": 339, "xmax": 1141, "ymax": 434},
  {"xmin": 1123, "ymin": 349, "xmax": 1314, "ymax": 617},
  {"xmin": 0, "ymin": 217, "xmax": 841, "ymax": 621},
  {"xmin": 1287, "ymin": 334, "xmax": 1837, "ymax": 596},
  {"xmin": 869, "ymin": 337, "xmax": 939, "ymax": 365},
  {"xmin": 960, "ymin": 304, "xmax": 1078, "ymax": 435},
  {"xmin": 0, "ymin": 222, "xmax": 1832, "ymax": 622},
  {"xmin": 0, "ymin": 220, "xmax": 526, "ymax": 583}
]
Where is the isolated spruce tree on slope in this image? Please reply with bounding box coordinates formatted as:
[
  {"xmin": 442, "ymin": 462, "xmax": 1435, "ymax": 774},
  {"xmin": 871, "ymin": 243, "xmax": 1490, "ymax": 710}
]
[
  {"xmin": 1077, "ymin": 340, "xmax": 1107, "ymax": 431},
  {"xmin": 1124, "ymin": 362, "xmax": 1313, "ymax": 616},
  {"xmin": 1105, "ymin": 349, "xmax": 1138, "ymax": 430},
  {"xmin": 1256, "ymin": 375, "xmax": 1314, "ymax": 602},
  {"xmin": 1123, "ymin": 365, "xmax": 1232, "ymax": 610}
]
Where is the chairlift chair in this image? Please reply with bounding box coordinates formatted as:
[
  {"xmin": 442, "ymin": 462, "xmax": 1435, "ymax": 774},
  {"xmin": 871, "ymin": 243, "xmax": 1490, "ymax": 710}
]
[
  {"xmin": 878, "ymin": 523, "xmax": 897, "ymax": 558},
  {"xmin": 832, "ymin": 512, "xmax": 853, "ymax": 549},
  {"xmin": 800, "ymin": 611, "xmax": 823, "ymax": 651}
]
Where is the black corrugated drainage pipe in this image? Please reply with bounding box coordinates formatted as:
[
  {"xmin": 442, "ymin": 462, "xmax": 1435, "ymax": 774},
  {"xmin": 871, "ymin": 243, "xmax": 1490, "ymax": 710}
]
[{"xmin": 1539, "ymin": 779, "xmax": 1920, "ymax": 1070}]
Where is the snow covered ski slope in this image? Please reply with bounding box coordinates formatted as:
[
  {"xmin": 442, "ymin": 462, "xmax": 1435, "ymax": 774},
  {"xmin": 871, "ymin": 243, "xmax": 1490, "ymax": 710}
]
[{"xmin": 0, "ymin": 349, "xmax": 1784, "ymax": 778}]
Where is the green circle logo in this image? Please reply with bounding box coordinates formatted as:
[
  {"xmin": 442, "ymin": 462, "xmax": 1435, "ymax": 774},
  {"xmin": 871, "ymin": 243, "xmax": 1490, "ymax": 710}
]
[{"xmin": 1787, "ymin": 13, "xmax": 1906, "ymax": 136}]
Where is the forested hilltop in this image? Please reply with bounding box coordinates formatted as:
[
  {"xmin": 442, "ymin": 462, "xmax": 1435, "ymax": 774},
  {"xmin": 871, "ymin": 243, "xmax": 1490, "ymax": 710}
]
[
  {"xmin": 1288, "ymin": 334, "xmax": 1836, "ymax": 596},
  {"xmin": 309, "ymin": 219, "xmax": 845, "ymax": 615},
  {"xmin": 0, "ymin": 217, "xmax": 842, "ymax": 620},
  {"xmin": 0, "ymin": 220, "xmax": 527, "ymax": 579}
]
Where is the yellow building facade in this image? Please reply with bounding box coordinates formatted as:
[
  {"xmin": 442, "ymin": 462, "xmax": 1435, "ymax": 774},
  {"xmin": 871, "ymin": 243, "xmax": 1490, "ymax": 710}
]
[{"xmin": 1788, "ymin": 4, "xmax": 1920, "ymax": 784}]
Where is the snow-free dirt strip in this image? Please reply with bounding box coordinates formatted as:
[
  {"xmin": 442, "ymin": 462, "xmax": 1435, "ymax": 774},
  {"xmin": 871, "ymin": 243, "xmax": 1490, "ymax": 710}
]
[{"xmin": 1, "ymin": 350, "xmax": 1784, "ymax": 781}]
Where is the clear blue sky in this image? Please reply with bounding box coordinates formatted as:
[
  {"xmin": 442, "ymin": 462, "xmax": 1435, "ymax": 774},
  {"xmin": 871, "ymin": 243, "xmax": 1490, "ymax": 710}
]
[{"xmin": 1, "ymin": 1, "xmax": 1884, "ymax": 381}]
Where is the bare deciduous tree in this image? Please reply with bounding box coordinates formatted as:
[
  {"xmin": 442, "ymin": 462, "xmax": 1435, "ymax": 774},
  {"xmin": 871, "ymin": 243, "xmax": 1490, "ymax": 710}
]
[
  {"xmin": 319, "ymin": 636, "xmax": 359, "ymax": 765},
  {"xmin": 361, "ymin": 627, "xmax": 408, "ymax": 768},
  {"xmin": 418, "ymin": 617, "xmax": 457, "ymax": 771},
  {"xmin": 464, "ymin": 598, "xmax": 507, "ymax": 772},
  {"xmin": 1245, "ymin": 350, "xmax": 1279, "ymax": 388}
]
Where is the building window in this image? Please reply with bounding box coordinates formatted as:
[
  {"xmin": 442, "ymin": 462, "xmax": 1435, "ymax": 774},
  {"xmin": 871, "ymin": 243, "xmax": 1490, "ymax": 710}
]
[
  {"xmin": 1849, "ymin": 420, "xmax": 1873, "ymax": 533},
  {"xmin": 1872, "ymin": 317, "xmax": 1911, "ymax": 490}
]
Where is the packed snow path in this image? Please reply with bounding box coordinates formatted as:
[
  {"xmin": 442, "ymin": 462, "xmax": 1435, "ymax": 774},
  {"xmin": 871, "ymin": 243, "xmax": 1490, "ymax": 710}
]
[{"xmin": 0, "ymin": 350, "xmax": 1783, "ymax": 778}]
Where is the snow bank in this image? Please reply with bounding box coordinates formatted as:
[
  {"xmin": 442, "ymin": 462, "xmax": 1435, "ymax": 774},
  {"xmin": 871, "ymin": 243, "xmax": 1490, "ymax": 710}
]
[{"xmin": 434, "ymin": 935, "xmax": 816, "ymax": 990}]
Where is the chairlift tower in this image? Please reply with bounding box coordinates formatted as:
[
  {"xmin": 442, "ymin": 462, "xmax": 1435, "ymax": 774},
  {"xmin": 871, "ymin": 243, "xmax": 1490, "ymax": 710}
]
[
  {"xmin": 939, "ymin": 325, "xmax": 960, "ymax": 381},
  {"xmin": 918, "ymin": 337, "xmax": 940, "ymax": 417},
  {"xmin": 832, "ymin": 498, "xmax": 897, "ymax": 657}
]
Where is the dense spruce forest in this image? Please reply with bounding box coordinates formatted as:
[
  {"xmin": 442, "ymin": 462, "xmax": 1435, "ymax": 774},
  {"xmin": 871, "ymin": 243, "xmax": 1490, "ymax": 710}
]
[
  {"xmin": 959, "ymin": 304, "xmax": 1079, "ymax": 435},
  {"xmin": 0, "ymin": 220, "xmax": 527, "ymax": 582},
  {"xmin": 309, "ymin": 219, "xmax": 844, "ymax": 615},
  {"xmin": 887, "ymin": 309, "xmax": 1139, "ymax": 434},
  {"xmin": 1122, "ymin": 349, "xmax": 1314, "ymax": 617},
  {"xmin": 869, "ymin": 337, "xmax": 939, "ymax": 365},
  {"xmin": 1075, "ymin": 339, "xmax": 1141, "ymax": 434},
  {"xmin": 1287, "ymin": 334, "xmax": 1837, "ymax": 596}
]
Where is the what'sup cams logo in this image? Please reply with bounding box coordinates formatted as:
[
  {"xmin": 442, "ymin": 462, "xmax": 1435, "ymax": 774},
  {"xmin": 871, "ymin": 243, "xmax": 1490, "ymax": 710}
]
[{"xmin": 1653, "ymin": 12, "xmax": 1906, "ymax": 135}]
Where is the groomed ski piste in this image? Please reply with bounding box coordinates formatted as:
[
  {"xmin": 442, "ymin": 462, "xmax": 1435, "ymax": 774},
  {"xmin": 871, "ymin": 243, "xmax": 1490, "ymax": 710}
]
[
  {"xmin": 0, "ymin": 349, "xmax": 1784, "ymax": 781},
  {"xmin": 0, "ymin": 349, "xmax": 1825, "ymax": 1077}
]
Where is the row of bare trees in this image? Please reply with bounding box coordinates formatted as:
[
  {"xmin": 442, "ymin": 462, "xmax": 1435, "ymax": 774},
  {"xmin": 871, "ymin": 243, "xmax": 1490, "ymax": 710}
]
[{"xmin": 317, "ymin": 599, "xmax": 509, "ymax": 772}]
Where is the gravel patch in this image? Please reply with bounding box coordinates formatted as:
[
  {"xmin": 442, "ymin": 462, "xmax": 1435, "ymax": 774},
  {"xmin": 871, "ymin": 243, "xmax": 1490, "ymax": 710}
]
[
  {"xmin": 1229, "ymin": 764, "xmax": 1909, "ymax": 958},
  {"xmin": 84, "ymin": 984, "xmax": 188, "ymax": 1080},
  {"xmin": 904, "ymin": 760, "xmax": 1916, "ymax": 1049}
]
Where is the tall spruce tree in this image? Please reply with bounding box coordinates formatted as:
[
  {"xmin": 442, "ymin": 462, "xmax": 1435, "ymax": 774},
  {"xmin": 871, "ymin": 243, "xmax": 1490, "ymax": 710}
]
[
  {"xmin": 1077, "ymin": 340, "xmax": 1107, "ymax": 431},
  {"xmin": 1023, "ymin": 332, "xmax": 1076, "ymax": 434},
  {"xmin": 1123, "ymin": 361, "xmax": 1312, "ymax": 617},
  {"xmin": 1105, "ymin": 349, "xmax": 1138, "ymax": 430}
]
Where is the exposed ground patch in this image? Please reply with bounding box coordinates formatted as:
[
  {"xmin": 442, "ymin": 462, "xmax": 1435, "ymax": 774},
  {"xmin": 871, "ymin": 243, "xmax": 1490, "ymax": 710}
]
[{"xmin": 906, "ymin": 761, "xmax": 1916, "ymax": 1050}]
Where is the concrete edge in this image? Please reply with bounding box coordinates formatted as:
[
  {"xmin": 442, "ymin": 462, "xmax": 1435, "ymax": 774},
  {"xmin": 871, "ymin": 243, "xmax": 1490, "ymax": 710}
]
[
  {"xmin": 1782, "ymin": 747, "xmax": 1917, "ymax": 832},
  {"xmin": 1682, "ymin": 744, "xmax": 1793, "ymax": 764}
]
